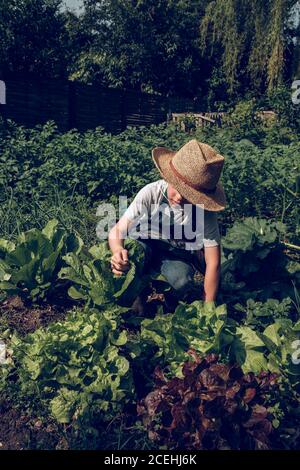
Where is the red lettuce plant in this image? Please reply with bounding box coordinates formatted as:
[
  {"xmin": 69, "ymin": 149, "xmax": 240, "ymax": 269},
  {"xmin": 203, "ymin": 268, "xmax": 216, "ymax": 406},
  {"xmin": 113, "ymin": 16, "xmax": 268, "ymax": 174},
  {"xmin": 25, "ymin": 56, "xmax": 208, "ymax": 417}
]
[{"xmin": 138, "ymin": 351, "xmax": 279, "ymax": 450}]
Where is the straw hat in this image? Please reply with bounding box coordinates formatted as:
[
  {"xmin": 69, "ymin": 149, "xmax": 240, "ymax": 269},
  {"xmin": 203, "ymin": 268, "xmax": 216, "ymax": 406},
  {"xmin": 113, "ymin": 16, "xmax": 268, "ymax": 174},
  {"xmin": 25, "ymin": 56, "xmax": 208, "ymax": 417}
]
[{"xmin": 152, "ymin": 139, "xmax": 226, "ymax": 211}]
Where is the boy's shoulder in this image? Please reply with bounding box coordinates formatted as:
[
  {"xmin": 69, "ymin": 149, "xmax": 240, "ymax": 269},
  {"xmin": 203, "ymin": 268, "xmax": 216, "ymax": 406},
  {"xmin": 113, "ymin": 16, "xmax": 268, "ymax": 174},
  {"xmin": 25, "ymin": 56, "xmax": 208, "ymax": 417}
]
[
  {"xmin": 141, "ymin": 179, "xmax": 167, "ymax": 192},
  {"xmin": 136, "ymin": 179, "xmax": 167, "ymax": 200},
  {"xmin": 124, "ymin": 179, "xmax": 166, "ymax": 220}
]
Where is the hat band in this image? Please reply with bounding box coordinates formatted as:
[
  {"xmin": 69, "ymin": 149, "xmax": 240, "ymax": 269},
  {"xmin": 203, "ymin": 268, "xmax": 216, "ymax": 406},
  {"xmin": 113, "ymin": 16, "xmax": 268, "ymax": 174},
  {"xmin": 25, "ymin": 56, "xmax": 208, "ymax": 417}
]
[{"xmin": 169, "ymin": 159, "xmax": 217, "ymax": 194}]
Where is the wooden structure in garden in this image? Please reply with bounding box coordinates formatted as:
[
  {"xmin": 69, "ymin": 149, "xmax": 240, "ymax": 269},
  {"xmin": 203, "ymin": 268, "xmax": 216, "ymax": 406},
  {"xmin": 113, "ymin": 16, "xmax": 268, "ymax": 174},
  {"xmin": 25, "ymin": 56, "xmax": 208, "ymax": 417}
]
[
  {"xmin": 171, "ymin": 110, "xmax": 276, "ymax": 131},
  {"xmin": 171, "ymin": 112, "xmax": 224, "ymax": 130}
]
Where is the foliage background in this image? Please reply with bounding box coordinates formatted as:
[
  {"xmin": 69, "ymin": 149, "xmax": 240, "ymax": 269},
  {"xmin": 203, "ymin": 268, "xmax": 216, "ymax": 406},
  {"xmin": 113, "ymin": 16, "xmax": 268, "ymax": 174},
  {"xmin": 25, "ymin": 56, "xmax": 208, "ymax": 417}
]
[{"xmin": 1, "ymin": 0, "xmax": 299, "ymax": 108}]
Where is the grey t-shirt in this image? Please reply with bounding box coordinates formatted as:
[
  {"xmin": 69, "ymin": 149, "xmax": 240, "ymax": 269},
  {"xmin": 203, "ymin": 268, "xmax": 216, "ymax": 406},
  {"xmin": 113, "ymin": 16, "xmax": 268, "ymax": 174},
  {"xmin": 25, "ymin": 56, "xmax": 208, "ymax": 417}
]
[{"xmin": 123, "ymin": 180, "xmax": 221, "ymax": 252}]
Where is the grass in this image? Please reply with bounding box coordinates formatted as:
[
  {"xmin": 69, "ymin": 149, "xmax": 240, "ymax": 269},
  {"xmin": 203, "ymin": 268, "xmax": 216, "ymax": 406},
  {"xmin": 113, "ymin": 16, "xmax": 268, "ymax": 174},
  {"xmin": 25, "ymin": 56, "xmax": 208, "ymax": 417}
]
[{"xmin": 0, "ymin": 187, "xmax": 99, "ymax": 247}]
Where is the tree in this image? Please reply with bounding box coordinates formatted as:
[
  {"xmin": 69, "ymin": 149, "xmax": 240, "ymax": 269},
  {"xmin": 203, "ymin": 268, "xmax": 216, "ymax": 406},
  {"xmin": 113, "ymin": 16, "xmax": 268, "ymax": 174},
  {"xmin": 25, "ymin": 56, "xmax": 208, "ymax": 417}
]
[
  {"xmin": 200, "ymin": 0, "xmax": 299, "ymax": 96},
  {"xmin": 290, "ymin": 2, "xmax": 300, "ymax": 78},
  {"xmin": 70, "ymin": 0, "xmax": 210, "ymax": 98},
  {"xmin": 0, "ymin": 0, "xmax": 297, "ymax": 108},
  {"xmin": 0, "ymin": 0, "xmax": 68, "ymax": 77}
]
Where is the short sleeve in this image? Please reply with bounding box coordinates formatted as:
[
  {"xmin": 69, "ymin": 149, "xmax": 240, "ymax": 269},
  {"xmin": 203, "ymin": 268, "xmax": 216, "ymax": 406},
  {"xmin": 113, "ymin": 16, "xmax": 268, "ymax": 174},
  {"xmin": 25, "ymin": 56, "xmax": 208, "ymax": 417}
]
[
  {"xmin": 123, "ymin": 185, "xmax": 152, "ymax": 221},
  {"xmin": 203, "ymin": 211, "xmax": 221, "ymax": 247}
]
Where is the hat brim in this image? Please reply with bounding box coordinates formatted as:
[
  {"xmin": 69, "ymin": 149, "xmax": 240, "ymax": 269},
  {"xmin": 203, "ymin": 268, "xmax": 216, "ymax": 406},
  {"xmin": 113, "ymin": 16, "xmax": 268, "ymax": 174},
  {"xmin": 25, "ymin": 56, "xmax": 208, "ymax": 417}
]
[{"xmin": 152, "ymin": 146, "xmax": 227, "ymax": 211}]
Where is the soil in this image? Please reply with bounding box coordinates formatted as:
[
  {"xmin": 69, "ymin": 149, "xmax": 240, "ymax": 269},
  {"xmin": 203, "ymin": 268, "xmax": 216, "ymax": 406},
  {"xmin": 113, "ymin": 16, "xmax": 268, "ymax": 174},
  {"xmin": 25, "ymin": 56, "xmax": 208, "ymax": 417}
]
[
  {"xmin": 0, "ymin": 295, "xmax": 72, "ymax": 336},
  {"xmin": 0, "ymin": 397, "xmax": 142, "ymax": 450},
  {"xmin": 0, "ymin": 398, "xmax": 67, "ymax": 450}
]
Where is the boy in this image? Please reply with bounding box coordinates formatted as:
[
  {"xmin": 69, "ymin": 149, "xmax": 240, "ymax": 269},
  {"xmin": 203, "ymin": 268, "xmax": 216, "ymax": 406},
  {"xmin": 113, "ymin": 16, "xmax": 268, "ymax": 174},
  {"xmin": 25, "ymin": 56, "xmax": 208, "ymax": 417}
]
[{"xmin": 108, "ymin": 139, "xmax": 226, "ymax": 309}]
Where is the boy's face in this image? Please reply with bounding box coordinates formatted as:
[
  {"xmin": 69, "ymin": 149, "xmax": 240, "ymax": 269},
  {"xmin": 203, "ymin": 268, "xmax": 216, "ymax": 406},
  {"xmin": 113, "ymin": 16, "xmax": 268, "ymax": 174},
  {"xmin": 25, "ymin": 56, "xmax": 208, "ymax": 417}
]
[{"xmin": 167, "ymin": 183, "xmax": 189, "ymax": 206}]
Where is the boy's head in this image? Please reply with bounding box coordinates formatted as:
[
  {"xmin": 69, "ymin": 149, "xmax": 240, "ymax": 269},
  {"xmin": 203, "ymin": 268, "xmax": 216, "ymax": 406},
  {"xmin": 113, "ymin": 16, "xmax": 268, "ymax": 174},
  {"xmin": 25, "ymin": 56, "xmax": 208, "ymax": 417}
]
[
  {"xmin": 152, "ymin": 139, "xmax": 226, "ymax": 211},
  {"xmin": 167, "ymin": 183, "xmax": 189, "ymax": 206}
]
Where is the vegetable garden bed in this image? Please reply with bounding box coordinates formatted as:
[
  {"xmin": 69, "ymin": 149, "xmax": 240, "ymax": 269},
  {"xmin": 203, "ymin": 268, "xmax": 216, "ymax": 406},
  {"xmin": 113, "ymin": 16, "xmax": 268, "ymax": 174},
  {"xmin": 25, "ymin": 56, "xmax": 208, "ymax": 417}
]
[{"xmin": 0, "ymin": 121, "xmax": 299, "ymax": 450}]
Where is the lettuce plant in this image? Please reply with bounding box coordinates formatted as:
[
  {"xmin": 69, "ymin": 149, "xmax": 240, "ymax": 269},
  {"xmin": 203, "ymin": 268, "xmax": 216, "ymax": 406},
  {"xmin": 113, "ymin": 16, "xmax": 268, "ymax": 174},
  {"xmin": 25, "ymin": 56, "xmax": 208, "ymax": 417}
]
[
  {"xmin": 0, "ymin": 219, "xmax": 83, "ymax": 302},
  {"xmin": 3, "ymin": 307, "xmax": 133, "ymax": 424},
  {"xmin": 139, "ymin": 299, "xmax": 300, "ymax": 385},
  {"xmin": 221, "ymin": 217, "xmax": 299, "ymax": 303},
  {"xmin": 138, "ymin": 352, "xmax": 279, "ymax": 450},
  {"xmin": 260, "ymin": 319, "xmax": 300, "ymax": 388},
  {"xmin": 140, "ymin": 300, "xmax": 235, "ymax": 376},
  {"xmin": 59, "ymin": 238, "xmax": 149, "ymax": 308}
]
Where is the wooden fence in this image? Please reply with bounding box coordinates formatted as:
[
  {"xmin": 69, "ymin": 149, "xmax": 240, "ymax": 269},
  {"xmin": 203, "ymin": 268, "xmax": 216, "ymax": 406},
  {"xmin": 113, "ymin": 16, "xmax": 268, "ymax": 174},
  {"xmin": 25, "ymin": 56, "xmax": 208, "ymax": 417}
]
[{"xmin": 0, "ymin": 73, "xmax": 205, "ymax": 133}]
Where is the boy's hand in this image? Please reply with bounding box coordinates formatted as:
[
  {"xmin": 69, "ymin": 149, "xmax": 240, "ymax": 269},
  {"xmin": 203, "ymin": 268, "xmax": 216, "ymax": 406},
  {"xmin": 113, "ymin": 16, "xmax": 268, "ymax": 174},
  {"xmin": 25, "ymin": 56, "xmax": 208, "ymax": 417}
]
[{"xmin": 110, "ymin": 249, "xmax": 130, "ymax": 276}]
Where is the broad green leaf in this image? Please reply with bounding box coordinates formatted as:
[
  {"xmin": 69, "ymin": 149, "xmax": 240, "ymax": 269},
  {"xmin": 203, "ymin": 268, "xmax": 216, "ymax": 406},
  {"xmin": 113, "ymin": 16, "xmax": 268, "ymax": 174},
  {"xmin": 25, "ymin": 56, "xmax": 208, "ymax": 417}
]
[
  {"xmin": 65, "ymin": 233, "xmax": 83, "ymax": 255},
  {"xmin": 0, "ymin": 259, "xmax": 11, "ymax": 281},
  {"xmin": 42, "ymin": 250, "xmax": 61, "ymax": 279},
  {"xmin": 5, "ymin": 244, "xmax": 33, "ymax": 267},
  {"xmin": 10, "ymin": 258, "xmax": 40, "ymax": 288},
  {"xmin": 0, "ymin": 281, "xmax": 21, "ymax": 294},
  {"xmin": 89, "ymin": 241, "xmax": 110, "ymax": 260},
  {"xmin": 242, "ymin": 349, "xmax": 269, "ymax": 373},
  {"xmin": 0, "ymin": 239, "xmax": 15, "ymax": 257},
  {"xmin": 68, "ymin": 285, "xmax": 87, "ymax": 300},
  {"xmin": 42, "ymin": 219, "xmax": 59, "ymax": 240},
  {"xmin": 262, "ymin": 323, "xmax": 281, "ymax": 348},
  {"xmin": 110, "ymin": 330, "xmax": 127, "ymax": 346},
  {"xmin": 50, "ymin": 389, "xmax": 78, "ymax": 424},
  {"xmin": 236, "ymin": 326, "xmax": 265, "ymax": 349}
]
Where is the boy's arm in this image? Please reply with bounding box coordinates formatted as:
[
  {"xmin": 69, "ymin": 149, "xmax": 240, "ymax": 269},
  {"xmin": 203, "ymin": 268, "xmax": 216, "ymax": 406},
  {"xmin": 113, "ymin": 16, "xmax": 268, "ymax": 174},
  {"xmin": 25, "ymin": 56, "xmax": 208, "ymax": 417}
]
[
  {"xmin": 109, "ymin": 183, "xmax": 152, "ymax": 274},
  {"xmin": 202, "ymin": 245, "xmax": 221, "ymax": 302},
  {"xmin": 108, "ymin": 215, "xmax": 131, "ymax": 275}
]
